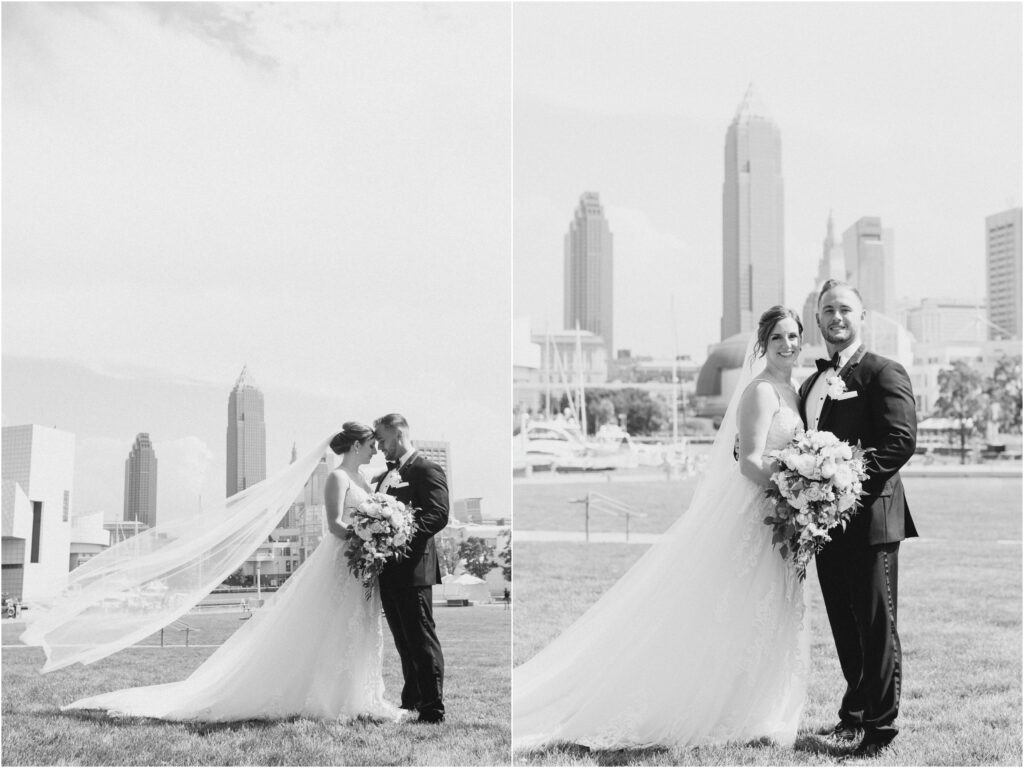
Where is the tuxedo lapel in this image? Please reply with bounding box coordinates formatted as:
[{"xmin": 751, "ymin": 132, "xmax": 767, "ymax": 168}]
[{"xmin": 798, "ymin": 371, "xmax": 822, "ymax": 426}]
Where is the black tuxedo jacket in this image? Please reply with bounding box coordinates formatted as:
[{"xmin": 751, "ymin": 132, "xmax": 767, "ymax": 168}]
[
  {"xmin": 376, "ymin": 452, "xmax": 449, "ymax": 588},
  {"xmin": 798, "ymin": 345, "xmax": 919, "ymax": 546}
]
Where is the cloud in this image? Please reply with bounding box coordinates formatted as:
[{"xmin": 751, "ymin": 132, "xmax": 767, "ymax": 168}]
[{"xmin": 142, "ymin": 3, "xmax": 278, "ymax": 71}]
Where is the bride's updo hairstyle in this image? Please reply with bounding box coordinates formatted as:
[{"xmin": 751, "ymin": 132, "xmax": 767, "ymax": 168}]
[
  {"xmin": 329, "ymin": 422, "xmax": 375, "ymax": 455},
  {"xmin": 752, "ymin": 306, "xmax": 803, "ymax": 360}
]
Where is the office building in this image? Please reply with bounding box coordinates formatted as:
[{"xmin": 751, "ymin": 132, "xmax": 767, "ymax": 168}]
[
  {"xmin": 722, "ymin": 84, "xmax": 784, "ymax": 339},
  {"xmin": 226, "ymin": 366, "xmax": 266, "ymax": 497},
  {"xmin": 414, "ymin": 440, "xmax": 452, "ymax": 488},
  {"xmin": 903, "ymin": 297, "xmax": 988, "ymax": 345},
  {"xmin": 564, "ymin": 192, "xmax": 614, "ymax": 356},
  {"xmin": 802, "ymin": 212, "xmax": 848, "ymax": 345},
  {"xmin": 843, "ymin": 216, "xmax": 895, "ymax": 316},
  {"xmin": 1, "ymin": 425, "xmax": 75, "ymax": 601},
  {"xmin": 123, "ymin": 432, "xmax": 157, "ymax": 528},
  {"xmin": 986, "ymin": 207, "xmax": 1022, "ymax": 340}
]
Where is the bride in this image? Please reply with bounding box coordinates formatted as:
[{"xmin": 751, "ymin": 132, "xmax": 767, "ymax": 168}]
[
  {"xmin": 513, "ymin": 306, "xmax": 811, "ymax": 750},
  {"xmin": 47, "ymin": 422, "xmax": 402, "ymax": 722}
]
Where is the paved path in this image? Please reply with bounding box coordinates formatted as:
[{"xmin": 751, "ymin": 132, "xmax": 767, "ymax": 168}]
[{"xmin": 515, "ymin": 529, "xmax": 1022, "ymax": 545}]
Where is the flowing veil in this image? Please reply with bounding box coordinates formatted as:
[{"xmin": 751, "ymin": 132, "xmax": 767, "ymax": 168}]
[
  {"xmin": 513, "ymin": 334, "xmax": 812, "ymax": 750},
  {"xmin": 21, "ymin": 437, "xmax": 335, "ymax": 673}
]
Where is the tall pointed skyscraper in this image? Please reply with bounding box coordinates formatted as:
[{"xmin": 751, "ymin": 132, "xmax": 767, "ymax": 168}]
[
  {"xmin": 226, "ymin": 366, "xmax": 266, "ymax": 498},
  {"xmin": 123, "ymin": 433, "xmax": 157, "ymax": 528},
  {"xmin": 564, "ymin": 192, "xmax": 614, "ymax": 356},
  {"xmin": 721, "ymin": 84, "xmax": 785, "ymax": 339},
  {"xmin": 802, "ymin": 211, "xmax": 848, "ymax": 345}
]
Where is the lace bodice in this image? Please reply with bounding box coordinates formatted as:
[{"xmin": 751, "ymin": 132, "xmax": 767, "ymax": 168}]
[
  {"xmin": 765, "ymin": 393, "xmax": 803, "ymax": 454},
  {"xmin": 339, "ymin": 474, "xmax": 370, "ymax": 527}
]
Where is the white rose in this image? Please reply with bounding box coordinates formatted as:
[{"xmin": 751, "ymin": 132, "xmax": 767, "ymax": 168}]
[
  {"xmin": 819, "ymin": 458, "xmax": 837, "ymax": 479},
  {"xmin": 794, "ymin": 454, "xmax": 818, "ymax": 479},
  {"xmin": 389, "ymin": 510, "xmax": 404, "ymax": 527},
  {"xmin": 832, "ymin": 464, "xmax": 854, "ymax": 488},
  {"xmin": 356, "ymin": 526, "xmax": 373, "ymax": 541},
  {"xmin": 394, "ymin": 532, "xmax": 407, "ymax": 546},
  {"xmin": 804, "ymin": 485, "xmax": 823, "ymax": 502}
]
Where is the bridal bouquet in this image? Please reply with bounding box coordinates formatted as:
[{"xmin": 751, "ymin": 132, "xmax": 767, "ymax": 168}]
[
  {"xmin": 763, "ymin": 430, "xmax": 870, "ymax": 580},
  {"xmin": 343, "ymin": 493, "xmax": 418, "ymax": 599}
]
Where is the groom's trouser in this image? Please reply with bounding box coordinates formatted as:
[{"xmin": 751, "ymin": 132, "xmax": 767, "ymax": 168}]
[
  {"xmin": 816, "ymin": 540, "xmax": 901, "ymax": 740},
  {"xmin": 380, "ymin": 585, "xmax": 445, "ymax": 719}
]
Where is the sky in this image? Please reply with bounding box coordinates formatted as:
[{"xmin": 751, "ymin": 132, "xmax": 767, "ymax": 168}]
[
  {"xmin": 2, "ymin": 3, "xmax": 512, "ymax": 522},
  {"xmin": 513, "ymin": 2, "xmax": 1022, "ymax": 361}
]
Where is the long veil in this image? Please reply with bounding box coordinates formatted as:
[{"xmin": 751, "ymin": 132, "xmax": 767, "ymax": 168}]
[
  {"xmin": 513, "ymin": 333, "xmax": 778, "ymax": 749},
  {"xmin": 21, "ymin": 437, "xmax": 334, "ymax": 673}
]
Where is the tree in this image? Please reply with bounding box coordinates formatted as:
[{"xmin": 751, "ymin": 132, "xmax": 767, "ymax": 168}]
[
  {"xmin": 498, "ymin": 530, "xmax": 511, "ymax": 582},
  {"xmin": 457, "ymin": 536, "xmax": 498, "ymax": 579},
  {"xmin": 436, "ymin": 537, "xmax": 460, "ymax": 577},
  {"xmin": 933, "ymin": 360, "xmax": 989, "ymax": 464},
  {"xmin": 222, "ymin": 568, "xmax": 246, "ymax": 587},
  {"xmin": 563, "ymin": 388, "xmax": 667, "ymax": 435},
  {"xmin": 988, "ymin": 355, "xmax": 1022, "ymax": 435}
]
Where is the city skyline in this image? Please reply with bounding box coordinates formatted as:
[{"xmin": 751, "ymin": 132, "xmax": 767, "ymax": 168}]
[
  {"xmin": 2, "ymin": 3, "xmax": 512, "ymax": 521},
  {"xmin": 514, "ymin": 2, "xmax": 1021, "ymax": 360}
]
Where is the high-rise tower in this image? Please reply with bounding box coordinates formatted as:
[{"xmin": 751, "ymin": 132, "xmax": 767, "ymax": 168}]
[
  {"xmin": 802, "ymin": 212, "xmax": 848, "ymax": 345},
  {"xmin": 986, "ymin": 207, "xmax": 1022, "ymax": 340},
  {"xmin": 564, "ymin": 192, "xmax": 614, "ymax": 356},
  {"xmin": 226, "ymin": 366, "xmax": 266, "ymax": 498},
  {"xmin": 123, "ymin": 432, "xmax": 157, "ymax": 528},
  {"xmin": 721, "ymin": 84, "xmax": 785, "ymax": 339},
  {"xmin": 843, "ymin": 216, "xmax": 894, "ymax": 316}
]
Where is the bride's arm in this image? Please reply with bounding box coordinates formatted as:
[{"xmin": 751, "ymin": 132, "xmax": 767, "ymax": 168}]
[
  {"xmin": 737, "ymin": 381, "xmax": 779, "ymax": 486},
  {"xmin": 323, "ymin": 471, "xmax": 351, "ymax": 540}
]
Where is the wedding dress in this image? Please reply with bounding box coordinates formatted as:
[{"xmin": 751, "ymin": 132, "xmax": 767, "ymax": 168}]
[
  {"xmin": 513, "ymin": 376, "xmax": 810, "ymax": 750},
  {"xmin": 63, "ymin": 480, "xmax": 401, "ymax": 722}
]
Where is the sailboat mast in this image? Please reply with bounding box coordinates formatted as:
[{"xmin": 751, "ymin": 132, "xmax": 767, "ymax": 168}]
[{"xmin": 576, "ymin": 321, "xmax": 586, "ymax": 438}]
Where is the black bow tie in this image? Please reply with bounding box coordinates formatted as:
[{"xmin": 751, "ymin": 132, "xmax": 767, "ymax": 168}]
[
  {"xmin": 815, "ymin": 353, "xmax": 840, "ymax": 373},
  {"xmin": 386, "ymin": 460, "xmax": 399, "ymax": 471}
]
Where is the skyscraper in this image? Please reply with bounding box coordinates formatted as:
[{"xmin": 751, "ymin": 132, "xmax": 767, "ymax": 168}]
[
  {"xmin": 564, "ymin": 192, "xmax": 614, "ymax": 356},
  {"xmin": 986, "ymin": 207, "xmax": 1022, "ymax": 340},
  {"xmin": 123, "ymin": 432, "xmax": 157, "ymax": 528},
  {"xmin": 226, "ymin": 366, "xmax": 266, "ymax": 497},
  {"xmin": 802, "ymin": 212, "xmax": 848, "ymax": 345},
  {"xmin": 843, "ymin": 216, "xmax": 894, "ymax": 316},
  {"xmin": 721, "ymin": 84, "xmax": 784, "ymax": 340}
]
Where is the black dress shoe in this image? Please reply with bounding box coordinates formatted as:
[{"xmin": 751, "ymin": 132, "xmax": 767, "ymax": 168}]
[
  {"xmin": 817, "ymin": 721, "xmax": 860, "ymax": 741},
  {"xmin": 417, "ymin": 712, "xmax": 445, "ymax": 723},
  {"xmin": 853, "ymin": 733, "xmax": 895, "ymax": 758}
]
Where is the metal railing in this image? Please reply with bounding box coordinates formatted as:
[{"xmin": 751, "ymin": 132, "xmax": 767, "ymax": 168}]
[
  {"xmin": 567, "ymin": 491, "xmax": 649, "ymax": 542},
  {"xmin": 159, "ymin": 619, "xmax": 199, "ymax": 647}
]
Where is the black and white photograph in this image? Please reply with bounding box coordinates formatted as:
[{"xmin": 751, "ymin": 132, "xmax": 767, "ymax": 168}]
[
  {"xmin": 511, "ymin": 2, "xmax": 1021, "ymax": 765},
  {"xmin": 2, "ymin": 3, "xmax": 511, "ymax": 765}
]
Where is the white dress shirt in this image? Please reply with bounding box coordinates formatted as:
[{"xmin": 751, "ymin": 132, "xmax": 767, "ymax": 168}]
[{"xmin": 806, "ymin": 343, "xmax": 859, "ymax": 431}]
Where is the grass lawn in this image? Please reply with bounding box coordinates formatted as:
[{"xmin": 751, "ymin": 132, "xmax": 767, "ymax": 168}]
[
  {"xmin": 513, "ymin": 477, "xmax": 1022, "ymax": 765},
  {"xmin": 513, "ymin": 475, "xmax": 701, "ymax": 535},
  {"xmin": 2, "ymin": 605, "xmax": 510, "ymax": 766}
]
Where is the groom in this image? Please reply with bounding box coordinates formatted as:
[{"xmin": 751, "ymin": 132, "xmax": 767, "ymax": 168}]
[
  {"xmin": 799, "ymin": 280, "xmax": 918, "ymax": 757},
  {"xmin": 373, "ymin": 413, "xmax": 449, "ymax": 723}
]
